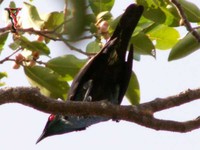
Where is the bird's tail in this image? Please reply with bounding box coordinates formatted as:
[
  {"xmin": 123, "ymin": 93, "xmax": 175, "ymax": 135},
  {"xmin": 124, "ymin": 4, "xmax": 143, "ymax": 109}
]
[{"xmin": 109, "ymin": 4, "xmax": 144, "ymax": 60}]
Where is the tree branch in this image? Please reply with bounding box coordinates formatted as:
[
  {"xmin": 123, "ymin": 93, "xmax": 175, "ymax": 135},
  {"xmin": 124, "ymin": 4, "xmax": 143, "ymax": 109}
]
[
  {"xmin": 1, "ymin": 87, "xmax": 200, "ymax": 132},
  {"xmin": 170, "ymin": 0, "xmax": 200, "ymax": 42},
  {"xmin": 0, "ymin": 26, "xmax": 95, "ymax": 57}
]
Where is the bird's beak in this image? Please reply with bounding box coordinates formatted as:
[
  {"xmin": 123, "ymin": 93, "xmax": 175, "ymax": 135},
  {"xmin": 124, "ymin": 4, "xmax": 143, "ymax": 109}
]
[{"xmin": 36, "ymin": 132, "xmax": 46, "ymax": 144}]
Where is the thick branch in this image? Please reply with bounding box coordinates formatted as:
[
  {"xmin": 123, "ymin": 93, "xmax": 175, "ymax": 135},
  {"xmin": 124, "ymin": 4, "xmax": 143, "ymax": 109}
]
[{"xmin": 0, "ymin": 87, "xmax": 200, "ymax": 132}]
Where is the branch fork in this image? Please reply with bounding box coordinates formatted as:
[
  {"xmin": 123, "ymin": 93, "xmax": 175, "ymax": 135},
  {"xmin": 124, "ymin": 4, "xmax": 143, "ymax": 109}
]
[{"xmin": 0, "ymin": 87, "xmax": 200, "ymax": 132}]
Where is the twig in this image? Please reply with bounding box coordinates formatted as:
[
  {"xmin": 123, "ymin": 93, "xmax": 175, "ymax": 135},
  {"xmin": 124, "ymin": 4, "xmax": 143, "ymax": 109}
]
[
  {"xmin": 71, "ymin": 34, "xmax": 94, "ymax": 41},
  {"xmin": 0, "ymin": 19, "xmax": 71, "ymax": 41},
  {"xmin": 0, "ymin": 87, "xmax": 200, "ymax": 132},
  {"xmin": 0, "ymin": 26, "xmax": 11, "ymax": 33},
  {"xmin": 0, "ymin": 26, "xmax": 96, "ymax": 57},
  {"xmin": 64, "ymin": 0, "xmax": 68, "ymax": 30},
  {"xmin": 59, "ymin": 36, "xmax": 96, "ymax": 56},
  {"xmin": 34, "ymin": 60, "xmax": 47, "ymax": 66},
  {"xmin": 0, "ymin": 47, "xmax": 22, "ymax": 64},
  {"xmin": 170, "ymin": 0, "xmax": 200, "ymax": 42},
  {"xmin": 17, "ymin": 28, "xmax": 60, "ymax": 41}
]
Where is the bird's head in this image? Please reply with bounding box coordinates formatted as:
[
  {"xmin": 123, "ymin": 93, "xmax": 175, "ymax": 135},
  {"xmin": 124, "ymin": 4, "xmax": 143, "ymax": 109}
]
[
  {"xmin": 36, "ymin": 114, "xmax": 86, "ymax": 144},
  {"xmin": 36, "ymin": 114, "xmax": 66, "ymax": 144}
]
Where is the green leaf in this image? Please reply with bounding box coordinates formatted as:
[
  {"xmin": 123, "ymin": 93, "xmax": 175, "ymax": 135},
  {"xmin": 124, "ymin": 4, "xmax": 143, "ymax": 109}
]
[
  {"xmin": 147, "ymin": 24, "xmax": 180, "ymax": 50},
  {"xmin": 110, "ymin": 15, "xmax": 148, "ymax": 35},
  {"xmin": 89, "ymin": 0, "xmax": 115, "ymax": 15},
  {"xmin": 136, "ymin": 0, "xmax": 166, "ymax": 24},
  {"xmin": 86, "ymin": 41, "xmax": 101, "ymax": 53},
  {"xmin": 9, "ymin": 1, "xmax": 16, "ymax": 8},
  {"xmin": 30, "ymin": 41, "xmax": 50, "ymax": 55},
  {"xmin": 136, "ymin": 16, "xmax": 155, "ymax": 33},
  {"xmin": 160, "ymin": 5, "xmax": 180, "ymax": 27},
  {"xmin": 168, "ymin": 28, "xmax": 200, "ymax": 61},
  {"xmin": 0, "ymin": 72, "xmax": 7, "ymax": 86},
  {"xmin": 136, "ymin": 0, "xmax": 180, "ymax": 27},
  {"xmin": 43, "ymin": 12, "xmax": 64, "ymax": 31},
  {"xmin": 179, "ymin": 0, "xmax": 200, "ymax": 22},
  {"xmin": 23, "ymin": 2, "xmax": 44, "ymax": 29},
  {"xmin": 96, "ymin": 11, "xmax": 112, "ymax": 22},
  {"xmin": 24, "ymin": 66, "xmax": 69, "ymax": 100},
  {"xmin": 0, "ymin": 32, "xmax": 9, "ymax": 52},
  {"xmin": 131, "ymin": 32, "xmax": 155, "ymax": 56},
  {"xmin": 66, "ymin": 0, "xmax": 87, "ymax": 40},
  {"xmin": 85, "ymin": 14, "xmax": 96, "ymax": 26},
  {"xmin": 46, "ymin": 55, "xmax": 87, "ymax": 81},
  {"xmin": 9, "ymin": 40, "xmax": 20, "ymax": 50},
  {"xmin": 133, "ymin": 53, "xmax": 141, "ymax": 61},
  {"xmin": 0, "ymin": 72, "xmax": 7, "ymax": 78},
  {"xmin": 125, "ymin": 72, "xmax": 140, "ymax": 105},
  {"xmin": 19, "ymin": 36, "xmax": 50, "ymax": 55},
  {"xmin": 109, "ymin": 14, "xmax": 121, "ymax": 33}
]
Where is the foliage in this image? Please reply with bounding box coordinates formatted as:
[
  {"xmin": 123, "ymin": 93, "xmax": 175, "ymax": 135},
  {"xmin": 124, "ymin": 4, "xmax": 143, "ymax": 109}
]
[{"xmin": 0, "ymin": 0, "xmax": 200, "ymax": 105}]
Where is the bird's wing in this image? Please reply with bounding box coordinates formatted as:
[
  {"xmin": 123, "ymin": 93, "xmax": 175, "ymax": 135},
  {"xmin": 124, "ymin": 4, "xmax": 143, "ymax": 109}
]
[
  {"xmin": 117, "ymin": 44, "xmax": 133, "ymax": 104},
  {"xmin": 67, "ymin": 4, "xmax": 144, "ymax": 103}
]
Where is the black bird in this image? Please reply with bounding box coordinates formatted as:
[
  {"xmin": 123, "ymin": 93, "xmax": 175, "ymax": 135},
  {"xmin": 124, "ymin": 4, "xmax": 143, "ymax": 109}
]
[{"xmin": 36, "ymin": 4, "xmax": 144, "ymax": 143}]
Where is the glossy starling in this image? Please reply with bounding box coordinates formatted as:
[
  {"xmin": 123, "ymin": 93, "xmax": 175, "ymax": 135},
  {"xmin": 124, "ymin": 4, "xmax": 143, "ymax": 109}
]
[{"xmin": 36, "ymin": 4, "xmax": 144, "ymax": 143}]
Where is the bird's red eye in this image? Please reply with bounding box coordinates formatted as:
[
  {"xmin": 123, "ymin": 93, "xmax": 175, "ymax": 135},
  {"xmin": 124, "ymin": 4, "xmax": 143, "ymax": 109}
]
[{"xmin": 49, "ymin": 114, "xmax": 55, "ymax": 121}]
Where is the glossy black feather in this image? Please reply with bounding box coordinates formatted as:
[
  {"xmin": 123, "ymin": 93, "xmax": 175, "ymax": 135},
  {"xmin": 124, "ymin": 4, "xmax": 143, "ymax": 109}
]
[
  {"xmin": 36, "ymin": 4, "xmax": 144, "ymax": 143},
  {"xmin": 68, "ymin": 4, "xmax": 144, "ymax": 104}
]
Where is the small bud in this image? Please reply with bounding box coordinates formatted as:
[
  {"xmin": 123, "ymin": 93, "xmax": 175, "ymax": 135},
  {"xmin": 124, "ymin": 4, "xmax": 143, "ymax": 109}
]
[
  {"xmin": 32, "ymin": 51, "xmax": 40, "ymax": 60},
  {"xmin": 13, "ymin": 63, "xmax": 20, "ymax": 69},
  {"xmin": 15, "ymin": 53, "xmax": 25, "ymax": 64},
  {"xmin": 37, "ymin": 35, "xmax": 44, "ymax": 42},
  {"xmin": 99, "ymin": 20, "xmax": 109, "ymax": 33},
  {"xmin": 29, "ymin": 60, "xmax": 36, "ymax": 67}
]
